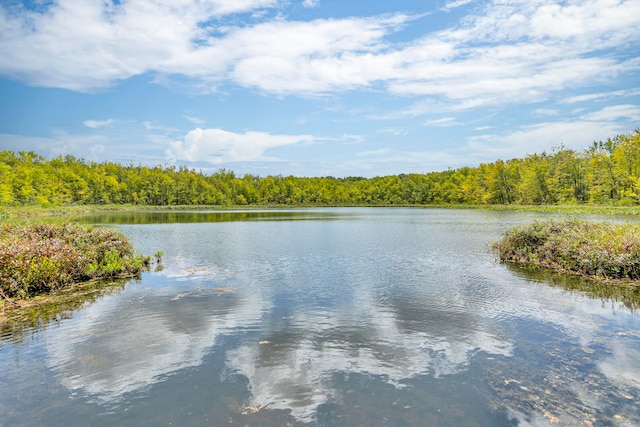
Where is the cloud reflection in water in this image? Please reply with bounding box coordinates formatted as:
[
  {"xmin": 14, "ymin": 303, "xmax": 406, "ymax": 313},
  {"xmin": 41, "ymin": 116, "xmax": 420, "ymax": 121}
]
[
  {"xmin": 46, "ymin": 270, "xmax": 264, "ymax": 403},
  {"xmin": 41, "ymin": 211, "xmax": 640, "ymax": 424}
]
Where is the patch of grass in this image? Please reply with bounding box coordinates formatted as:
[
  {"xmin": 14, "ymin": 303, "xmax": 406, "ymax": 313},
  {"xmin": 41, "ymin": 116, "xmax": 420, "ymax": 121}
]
[
  {"xmin": 0, "ymin": 223, "xmax": 148, "ymax": 300},
  {"xmin": 483, "ymin": 204, "xmax": 640, "ymax": 216},
  {"xmin": 493, "ymin": 219, "xmax": 640, "ymax": 283}
]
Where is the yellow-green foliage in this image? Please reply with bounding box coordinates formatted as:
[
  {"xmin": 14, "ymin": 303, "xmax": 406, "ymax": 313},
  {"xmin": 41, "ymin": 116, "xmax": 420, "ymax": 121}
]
[
  {"xmin": 0, "ymin": 223, "xmax": 145, "ymax": 298},
  {"xmin": 0, "ymin": 130, "xmax": 639, "ymax": 207},
  {"xmin": 494, "ymin": 219, "xmax": 640, "ymax": 280}
]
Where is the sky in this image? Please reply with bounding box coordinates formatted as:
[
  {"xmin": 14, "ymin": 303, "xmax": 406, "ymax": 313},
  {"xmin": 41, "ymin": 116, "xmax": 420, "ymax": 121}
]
[{"xmin": 0, "ymin": 0, "xmax": 639, "ymax": 178}]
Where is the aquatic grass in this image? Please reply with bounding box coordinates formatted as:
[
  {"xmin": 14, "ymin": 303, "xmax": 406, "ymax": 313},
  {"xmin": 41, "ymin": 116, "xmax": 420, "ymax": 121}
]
[
  {"xmin": 494, "ymin": 219, "xmax": 640, "ymax": 282},
  {"xmin": 0, "ymin": 223, "xmax": 147, "ymax": 299}
]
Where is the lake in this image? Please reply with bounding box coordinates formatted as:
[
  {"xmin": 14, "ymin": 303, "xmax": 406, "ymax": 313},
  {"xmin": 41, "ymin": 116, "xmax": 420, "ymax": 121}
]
[{"xmin": 1, "ymin": 208, "xmax": 639, "ymax": 426}]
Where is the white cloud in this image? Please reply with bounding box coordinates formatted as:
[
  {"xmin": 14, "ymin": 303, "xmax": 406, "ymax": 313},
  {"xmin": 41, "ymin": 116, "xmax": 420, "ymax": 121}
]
[
  {"xmin": 528, "ymin": 0, "xmax": 640, "ymax": 42},
  {"xmin": 424, "ymin": 117, "xmax": 459, "ymax": 127},
  {"xmin": 83, "ymin": 119, "xmax": 113, "ymax": 129},
  {"xmin": 348, "ymin": 148, "xmax": 463, "ymax": 174},
  {"xmin": 532, "ymin": 108, "xmax": 559, "ymax": 117},
  {"xmin": 0, "ymin": 132, "xmax": 109, "ymax": 161},
  {"xmin": 581, "ymin": 104, "xmax": 640, "ymax": 122},
  {"xmin": 183, "ymin": 115, "xmax": 205, "ymax": 125},
  {"xmin": 563, "ymin": 93, "xmax": 610, "ymax": 104},
  {"xmin": 377, "ymin": 127, "xmax": 412, "ymax": 136},
  {"xmin": 0, "ymin": 129, "xmax": 170, "ymax": 164},
  {"xmin": 224, "ymin": 15, "xmax": 410, "ymax": 94},
  {"xmin": 388, "ymin": 49, "xmax": 619, "ymax": 106},
  {"xmin": 463, "ymin": 104, "xmax": 639, "ymax": 162},
  {"xmin": 387, "ymin": 0, "xmax": 639, "ymax": 108},
  {"xmin": 335, "ymin": 133, "xmax": 365, "ymax": 145},
  {"xmin": 0, "ymin": 0, "xmax": 635, "ymax": 110},
  {"xmin": 357, "ymin": 148, "xmax": 391, "ymax": 157},
  {"xmin": 208, "ymin": 0, "xmax": 280, "ymax": 16},
  {"xmin": 166, "ymin": 128, "xmax": 316, "ymax": 164},
  {"xmin": 442, "ymin": 0, "xmax": 640, "ymax": 46},
  {"xmin": 302, "ymin": 0, "xmax": 320, "ymax": 8},
  {"xmin": 0, "ymin": 0, "xmax": 282, "ymax": 91},
  {"xmin": 89, "ymin": 144, "xmax": 105, "ymax": 158},
  {"xmin": 562, "ymin": 88, "xmax": 640, "ymax": 104},
  {"xmin": 442, "ymin": 0, "xmax": 474, "ymax": 12}
]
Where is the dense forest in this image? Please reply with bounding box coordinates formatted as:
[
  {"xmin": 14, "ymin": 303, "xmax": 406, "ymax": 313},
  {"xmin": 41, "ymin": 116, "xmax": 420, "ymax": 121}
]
[{"xmin": 1, "ymin": 130, "xmax": 639, "ymax": 207}]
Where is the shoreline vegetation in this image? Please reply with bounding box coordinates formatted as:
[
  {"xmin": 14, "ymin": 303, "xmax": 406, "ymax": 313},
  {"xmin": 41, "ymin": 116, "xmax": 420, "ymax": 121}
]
[
  {"xmin": 0, "ymin": 223, "xmax": 158, "ymax": 315},
  {"xmin": 1, "ymin": 208, "xmax": 639, "ymax": 325},
  {"xmin": 494, "ymin": 219, "xmax": 640, "ymax": 286},
  {"xmin": 2, "ymin": 202, "xmax": 640, "ymax": 220},
  {"xmin": 2, "ymin": 129, "xmax": 640, "ymax": 317},
  {"xmin": 0, "ymin": 130, "xmax": 639, "ymax": 209}
]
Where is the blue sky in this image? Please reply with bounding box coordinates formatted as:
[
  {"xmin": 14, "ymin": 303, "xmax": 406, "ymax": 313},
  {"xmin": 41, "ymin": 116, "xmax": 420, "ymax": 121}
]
[{"xmin": 0, "ymin": 0, "xmax": 639, "ymax": 177}]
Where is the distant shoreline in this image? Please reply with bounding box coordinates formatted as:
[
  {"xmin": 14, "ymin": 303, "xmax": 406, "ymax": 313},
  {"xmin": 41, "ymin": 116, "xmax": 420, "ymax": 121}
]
[{"xmin": 3, "ymin": 203, "xmax": 640, "ymax": 220}]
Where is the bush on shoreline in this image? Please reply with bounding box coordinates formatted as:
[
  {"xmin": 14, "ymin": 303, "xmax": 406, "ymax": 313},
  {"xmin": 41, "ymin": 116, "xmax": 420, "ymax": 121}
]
[
  {"xmin": 0, "ymin": 223, "xmax": 148, "ymax": 299},
  {"xmin": 493, "ymin": 219, "xmax": 640, "ymax": 282}
]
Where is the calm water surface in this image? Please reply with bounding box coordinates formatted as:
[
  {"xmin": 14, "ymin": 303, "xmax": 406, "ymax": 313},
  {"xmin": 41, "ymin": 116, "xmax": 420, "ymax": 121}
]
[{"xmin": 1, "ymin": 208, "xmax": 639, "ymax": 426}]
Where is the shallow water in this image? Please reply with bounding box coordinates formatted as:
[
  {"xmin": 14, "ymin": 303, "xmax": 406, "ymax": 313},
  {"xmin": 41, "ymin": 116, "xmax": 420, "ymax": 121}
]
[{"xmin": 1, "ymin": 208, "xmax": 639, "ymax": 426}]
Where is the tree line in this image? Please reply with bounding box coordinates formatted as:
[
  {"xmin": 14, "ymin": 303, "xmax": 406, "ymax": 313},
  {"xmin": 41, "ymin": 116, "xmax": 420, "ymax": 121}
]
[{"xmin": 1, "ymin": 130, "xmax": 639, "ymax": 207}]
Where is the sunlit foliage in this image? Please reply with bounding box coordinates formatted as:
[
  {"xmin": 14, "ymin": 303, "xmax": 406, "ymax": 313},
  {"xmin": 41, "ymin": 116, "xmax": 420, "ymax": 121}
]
[
  {"xmin": 1, "ymin": 130, "xmax": 639, "ymax": 207},
  {"xmin": 493, "ymin": 219, "xmax": 640, "ymax": 281},
  {"xmin": 0, "ymin": 224, "xmax": 146, "ymax": 298}
]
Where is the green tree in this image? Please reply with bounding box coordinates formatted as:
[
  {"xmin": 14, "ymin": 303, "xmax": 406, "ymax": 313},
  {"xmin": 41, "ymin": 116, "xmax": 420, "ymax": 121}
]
[{"xmin": 485, "ymin": 160, "xmax": 518, "ymax": 204}]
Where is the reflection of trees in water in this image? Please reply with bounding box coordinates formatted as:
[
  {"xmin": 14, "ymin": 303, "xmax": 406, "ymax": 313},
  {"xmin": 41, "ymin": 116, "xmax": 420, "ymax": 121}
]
[
  {"xmin": 74, "ymin": 210, "xmax": 341, "ymax": 225},
  {"xmin": 508, "ymin": 264, "xmax": 640, "ymax": 311},
  {"xmin": 0, "ymin": 278, "xmax": 129, "ymax": 346}
]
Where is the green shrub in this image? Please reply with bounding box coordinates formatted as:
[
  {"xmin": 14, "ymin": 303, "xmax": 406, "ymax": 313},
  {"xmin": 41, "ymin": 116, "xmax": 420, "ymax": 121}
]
[
  {"xmin": 0, "ymin": 223, "xmax": 147, "ymax": 299},
  {"xmin": 494, "ymin": 219, "xmax": 640, "ymax": 281}
]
